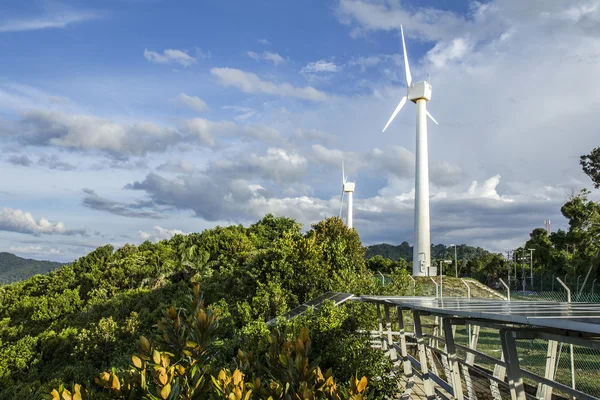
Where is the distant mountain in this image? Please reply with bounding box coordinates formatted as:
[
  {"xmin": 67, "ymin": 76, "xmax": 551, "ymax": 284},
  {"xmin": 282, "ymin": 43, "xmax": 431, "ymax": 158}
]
[
  {"xmin": 0, "ymin": 252, "xmax": 64, "ymax": 283},
  {"xmin": 365, "ymin": 242, "xmax": 490, "ymax": 262}
]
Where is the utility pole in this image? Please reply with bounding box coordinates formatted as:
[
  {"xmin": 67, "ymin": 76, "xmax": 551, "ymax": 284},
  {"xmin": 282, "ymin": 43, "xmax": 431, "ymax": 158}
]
[
  {"xmin": 506, "ymin": 250, "xmax": 511, "ymax": 286},
  {"xmin": 528, "ymin": 248, "xmax": 534, "ymax": 290},
  {"xmin": 450, "ymin": 244, "xmax": 458, "ymax": 277},
  {"xmin": 522, "ymin": 249, "xmax": 526, "ymax": 291}
]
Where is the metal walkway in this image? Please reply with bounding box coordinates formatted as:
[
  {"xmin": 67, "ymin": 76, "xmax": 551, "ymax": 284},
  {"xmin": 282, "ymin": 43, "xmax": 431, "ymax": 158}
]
[{"xmin": 359, "ymin": 295, "xmax": 600, "ymax": 400}]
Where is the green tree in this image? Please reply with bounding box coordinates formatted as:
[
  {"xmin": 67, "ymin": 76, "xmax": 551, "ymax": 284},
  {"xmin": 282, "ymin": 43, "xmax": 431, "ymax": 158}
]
[{"xmin": 580, "ymin": 146, "xmax": 600, "ymax": 189}]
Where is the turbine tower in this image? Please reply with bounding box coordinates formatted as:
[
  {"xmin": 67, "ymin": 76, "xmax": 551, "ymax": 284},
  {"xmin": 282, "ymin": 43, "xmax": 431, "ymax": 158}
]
[
  {"xmin": 382, "ymin": 25, "xmax": 438, "ymax": 277},
  {"xmin": 338, "ymin": 161, "xmax": 355, "ymax": 229}
]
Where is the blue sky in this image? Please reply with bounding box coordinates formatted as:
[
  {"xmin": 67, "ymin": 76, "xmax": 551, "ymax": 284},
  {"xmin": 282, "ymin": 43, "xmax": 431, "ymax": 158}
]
[{"xmin": 1, "ymin": 0, "xmax": 600, "ymax": 261}]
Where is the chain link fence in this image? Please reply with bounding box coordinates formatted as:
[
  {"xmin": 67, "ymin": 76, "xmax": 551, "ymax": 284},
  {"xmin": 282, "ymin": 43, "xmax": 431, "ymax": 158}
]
[{"xmin": 493, "ymin": 290, "xmax": 600, "ymax": 399}]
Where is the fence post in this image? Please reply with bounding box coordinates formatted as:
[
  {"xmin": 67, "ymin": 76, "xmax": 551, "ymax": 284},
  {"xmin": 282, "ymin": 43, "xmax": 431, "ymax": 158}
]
[
  {"xmin": 461, "ymin": 279, "xmax": 471, "ymax": 298},
  {"xmin": 384, "ymin": 304, "xmax": 396, "ymax": 361},
  {"xmin": 556, "ymin": 277, "xmax": 575, "ymax": 393},
  {"xmin": 499, "ymin": 278, "xmax": 510, "ymax": 301},
  {"xmin": 430, "ymin": 277, "xmax": 439, "ymax": 298},
  {"xmin": 576, "ymin": 275, "xmax": 582, "ymax": 297}
]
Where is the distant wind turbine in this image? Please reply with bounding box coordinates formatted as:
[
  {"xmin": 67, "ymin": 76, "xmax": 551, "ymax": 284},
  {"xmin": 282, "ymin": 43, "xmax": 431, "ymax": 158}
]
[
  {"xmin": 338, "ymin": 161, "xmax": 355, "ymax": 229},
  {"xmin": 382, "ymin": 25, "xmax": 438, "ymax": 277}
]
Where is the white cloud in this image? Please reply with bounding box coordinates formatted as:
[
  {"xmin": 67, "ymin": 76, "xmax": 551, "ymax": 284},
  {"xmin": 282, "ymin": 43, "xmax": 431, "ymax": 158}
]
[
  {"xmin": 138, "ymin": 226, "xmax": 185, "ymax": 243},
  {"xmin": 426, "ymin": 38, "xmax": 473, "ymax": 69},
  {"xmin": 211, "ymin": 68, "xmax": 328, "ymax": 101},
  {"xmin": 301, "ymin": 60, "xmax": 339, "ymax": 74},
  {"xmin": 0, "ymin": 11, "xmax": 99, "ymax": 33},
  {"xmin": 293, "ymin": 128, "xmax": 337, "ymax": 145},
  {"xmin": 465, "ymin": 175, "xmax": 510, "ymax": 201},
  {"xmin": 247, "ymin": 148, "xmax": 308, "ymax": 184},
  {"xmin": 247, "ymin": 51, "xmax": 286, "ymax": 65},
  {"xmin": 178, "ymin": 118, "xmax": 280, "ymax": 147},
  {"xmin": 144, "ymin": 49, "xmax": 197, "ymax": 67},
  {"xmin": 9, "ymin": 245, "xmax": 61, "ymax": 255},
  {"xmin": 312, "ymin": 144, "xmax": 348, "ymax": 167},
  {"xmin": 157, "ymin": 160, "xmax": 196, "ymax": 174},
  {"xmin": 0, "ymin": 207, "xmax": 88, "ymax": 236},
  {"xmin": 17, "ymin": 109, "xmax": 180, "ymax": 157},
  {"xmin": 170, "ymin": 92, "xmax": 209, "ymax": 113},
  {"xmin": 195, "ymin": 47, "xmax": 212, "ymax": 61},
  {"xmin": 335, "ymin": 0, "xmax": 469, "ymax": 41},
  {"xmin": 258, "ymin": 39, "xmax": 271, "ymax": 45},
  {"xmin": 222, "ymin": 106, "xmax": 257, "ymax": 122}
]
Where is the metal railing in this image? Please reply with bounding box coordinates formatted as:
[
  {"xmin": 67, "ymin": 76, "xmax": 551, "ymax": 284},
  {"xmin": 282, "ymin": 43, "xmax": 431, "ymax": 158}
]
[{"xmin": 366, "ymin": 297, "xmax": 600, "ymax": 400}]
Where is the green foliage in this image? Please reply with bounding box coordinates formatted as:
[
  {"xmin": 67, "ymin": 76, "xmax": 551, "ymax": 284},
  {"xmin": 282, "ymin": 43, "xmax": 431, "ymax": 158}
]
[
  {"xmin": 365, "ymin": 255, "xmax": 408, "ymax": 274},
  {"xmin": 0, "ymin": 252, "xmax": 63, "ymax": 284},
  {"xmin": 0, "ymin": 215, "xmax": 388, "ymax": 398},
  {"xmin": 365, "ymin": 242, "xmax": 489, "ymax": 266},
  {"xmin": 89, "ymin": 283, "xmax": 370, "ymax": 399},
  {"xmin": 580, "ymin": 146, "xmax": 600, "ymax": 189}
]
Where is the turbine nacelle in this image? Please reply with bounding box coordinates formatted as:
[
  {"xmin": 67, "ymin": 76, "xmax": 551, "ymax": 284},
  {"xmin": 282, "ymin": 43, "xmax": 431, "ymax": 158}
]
[
  {"xmin": 343, "ymin": 181, "xmax": 355, "ymax": 192},
  {"xmin": 408, "ymin": 81, "xmax": 432, "ymax": 102}
]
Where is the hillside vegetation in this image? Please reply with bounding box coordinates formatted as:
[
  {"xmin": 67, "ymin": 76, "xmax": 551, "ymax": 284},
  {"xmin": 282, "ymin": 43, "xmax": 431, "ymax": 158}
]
[
  {"xmin": 365, "ymin": 242, "xmax": 489, "ymax": 264},
  {"xmin": 0, "ymin": 215, "xmax": 410, "ymax": 399},
  {"xmin": 0, "ymin": 252, "xmax": 63, "ymax": 283}
]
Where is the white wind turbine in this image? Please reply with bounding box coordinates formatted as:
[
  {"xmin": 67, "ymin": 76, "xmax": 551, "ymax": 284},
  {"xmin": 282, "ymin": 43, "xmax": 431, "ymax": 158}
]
[
  {"xmin": 382, "ymin": 25, "xmax": 438, "ymax": 277},
  {"xmin": 338, "ymin": 161, "xmax": 355, "ymax": 229}
]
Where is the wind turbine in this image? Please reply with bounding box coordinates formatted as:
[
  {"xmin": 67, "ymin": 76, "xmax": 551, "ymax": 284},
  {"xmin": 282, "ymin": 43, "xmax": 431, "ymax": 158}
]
[
  {"xmin": 382, "ymin": 25, "xmax": 438, "ymax": 277},
  {"xmin": 338, "ymin": 161, "xmax": 355, "ymax": 229}
]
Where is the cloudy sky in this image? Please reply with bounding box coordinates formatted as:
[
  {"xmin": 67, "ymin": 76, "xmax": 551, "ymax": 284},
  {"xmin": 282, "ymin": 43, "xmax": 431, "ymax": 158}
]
[{"xmin": 1, "ymin": 0, "xmax": 599, "ymax": 262}]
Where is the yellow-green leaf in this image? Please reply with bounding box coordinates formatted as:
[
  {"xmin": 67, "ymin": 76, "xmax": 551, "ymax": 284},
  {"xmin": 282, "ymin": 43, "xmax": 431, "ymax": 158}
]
[
  {"xmin": 140, "ymin": 336, "xmax": 150, "ymax": 353},
  {"xmin": 300, "ymin": 327, "xmax": 309, "ymax": 343},
  {"xmin": 132, "ymin": 355, "xmax": 143, "ymax": 369},
  {"xmin": 158, "ymin": 368, "xmax": 168, "ymax": 385},
  {"xmin": 160, "ymin": 383, "xmax": 171, "ymax": 399},
  {"xmin": 161, "ymin": 353, "xmax": 170, "ymax": 368},
  {"xmin": 153, "ymin": 349, "xmax": 161, "ymax": 365},
  {"xmin": 233, "ymin": 369, "xmax": 243, "ymax": 386},
  {"xmin": 111, "ymin": 373, "xmax": 121, "ymax": 390},
  {"xmin": 357, "ymin": 376, "xmax": 368, "ymax": 393}
]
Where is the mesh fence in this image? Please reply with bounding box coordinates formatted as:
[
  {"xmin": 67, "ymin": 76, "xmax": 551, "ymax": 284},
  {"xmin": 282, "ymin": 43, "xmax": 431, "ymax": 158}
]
[
  {"xmin": 484, "ymin": 290, "xmax": 600, "ymax": 398},
  {"xmin": 367, "ymin": 282, "xmax": 600, "ymax": 398}
]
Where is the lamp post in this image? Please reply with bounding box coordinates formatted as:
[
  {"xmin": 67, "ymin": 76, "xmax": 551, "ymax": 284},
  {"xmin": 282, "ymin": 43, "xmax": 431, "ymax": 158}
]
[
  {"xmin": 439, "ymin": 259, "xmax": 452, "ymax": 298},
  {"xmin": 528, "ymin": 248, "xmax": 535, "ymax": 291},
  {"xmin": 520, "ymin": 249, "xmax": 526, "ymax": 291},
  {"xmin": 506, "ymin": 250, "xmax": 511, "ymax": 286},
  {"xmin": 449, "ymin": 244, "xmax": 458, "ymax": 277}
]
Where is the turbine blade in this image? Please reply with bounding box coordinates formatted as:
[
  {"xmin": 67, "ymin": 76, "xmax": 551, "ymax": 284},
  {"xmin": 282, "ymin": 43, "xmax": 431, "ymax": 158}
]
[
  {"xmin": 401, "ymin": 25, "xmax": 412, "ymax": 87},
  {"xmin": 342, "ymin": 160, "xmax": 346, "ymax": 184},
  {"xmin": 382, "ymin": 96, "xmax": 407, "ymax": 132},
  {"xmin": 338, "ymin": 190, "xmax": 345, "ymax": 218},
  {"xmin": 426, "ymin": 110, "xmax": 438, "ymax": 125}
]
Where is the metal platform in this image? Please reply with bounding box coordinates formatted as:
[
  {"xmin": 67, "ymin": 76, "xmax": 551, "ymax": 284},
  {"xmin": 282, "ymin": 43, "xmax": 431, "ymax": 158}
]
[
  {"xmin": 359, "ymin": 295, "xmax": 600, "ymax": 400},
  {"xmin": 359, "ymin": 296, "xmax": 600, "ymax": 335}
]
